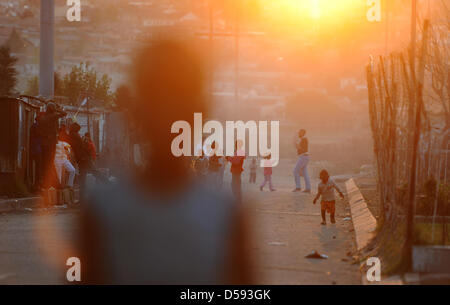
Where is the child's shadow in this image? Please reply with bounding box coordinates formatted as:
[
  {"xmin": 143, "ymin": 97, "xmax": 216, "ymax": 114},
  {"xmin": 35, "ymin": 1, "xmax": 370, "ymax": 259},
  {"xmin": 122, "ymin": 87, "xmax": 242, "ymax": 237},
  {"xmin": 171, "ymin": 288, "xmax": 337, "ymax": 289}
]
[{"xmin": 315, "ymin": 224, "xmax": 340, "ymax": 253}]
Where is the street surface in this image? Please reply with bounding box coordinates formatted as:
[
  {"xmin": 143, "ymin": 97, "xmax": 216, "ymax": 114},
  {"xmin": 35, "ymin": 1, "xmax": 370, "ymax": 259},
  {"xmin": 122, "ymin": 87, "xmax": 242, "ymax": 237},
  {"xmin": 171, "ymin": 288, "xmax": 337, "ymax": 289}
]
[
  {"xmin": 0, "ymin": 159, "xmax": 360, "ymax": 284},
  {"xmin": 0, "ymin": 209, "xmax": 78, "ymax": 284},
  {"xmin": 245, "ymin": 159, "xmax": 360, "ymax": 284}
]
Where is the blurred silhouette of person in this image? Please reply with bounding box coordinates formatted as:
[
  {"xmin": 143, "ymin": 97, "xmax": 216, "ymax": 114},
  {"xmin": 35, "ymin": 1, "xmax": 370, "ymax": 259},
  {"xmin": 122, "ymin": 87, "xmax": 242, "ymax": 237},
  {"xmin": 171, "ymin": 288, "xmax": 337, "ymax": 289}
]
[
  {"xmin": 293, "ymin": 129, "xmax": 311, "ymax": 193},
  {"xmin": 79, "ymin": 38, "xmax": 251, "ymax": 284}
]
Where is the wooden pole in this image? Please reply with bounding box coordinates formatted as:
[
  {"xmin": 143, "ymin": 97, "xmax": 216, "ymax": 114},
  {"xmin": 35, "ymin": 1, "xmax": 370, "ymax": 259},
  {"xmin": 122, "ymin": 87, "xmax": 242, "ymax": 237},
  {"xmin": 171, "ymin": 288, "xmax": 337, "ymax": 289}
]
[{"xmin": 404, "ymin": 19, "xmax": 430, "ymax": 271}]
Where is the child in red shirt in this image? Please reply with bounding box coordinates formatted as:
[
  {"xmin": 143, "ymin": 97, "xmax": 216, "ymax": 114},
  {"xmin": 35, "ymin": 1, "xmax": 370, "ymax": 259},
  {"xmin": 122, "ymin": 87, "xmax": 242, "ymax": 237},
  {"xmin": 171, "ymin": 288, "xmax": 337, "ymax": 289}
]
[{"xmin": 260, "ymin": 154, "xmax": 276, "ymax": 192}]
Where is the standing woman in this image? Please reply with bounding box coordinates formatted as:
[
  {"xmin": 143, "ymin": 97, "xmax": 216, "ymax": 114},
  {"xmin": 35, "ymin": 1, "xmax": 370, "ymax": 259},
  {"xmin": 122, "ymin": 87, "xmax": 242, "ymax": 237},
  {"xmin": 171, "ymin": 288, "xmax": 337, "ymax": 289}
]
[{"xmin": 292, "ymin": 129, "xmax": 311, "ymax": 193}]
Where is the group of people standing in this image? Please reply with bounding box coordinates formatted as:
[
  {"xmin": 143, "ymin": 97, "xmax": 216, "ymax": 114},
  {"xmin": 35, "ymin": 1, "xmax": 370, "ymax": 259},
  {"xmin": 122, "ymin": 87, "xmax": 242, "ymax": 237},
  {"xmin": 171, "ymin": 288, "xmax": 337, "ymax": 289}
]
[
  {"xmin": 29, "ymin": 101, "xmax": 98, "ymax": 202},
  {"xmin": 191, "ymin": 139, "xmax": 280, "ymax": 204},
  {"xmin": 191, "ymin": 140, "xmax": 246, "ymax": 204},
  {"xmin": 189, "ymin": 128, "xmax": 312, "ymax": 205},
  {"xmin": 189, "ymin": 128, "xmax": 340, "ymax": 226}
]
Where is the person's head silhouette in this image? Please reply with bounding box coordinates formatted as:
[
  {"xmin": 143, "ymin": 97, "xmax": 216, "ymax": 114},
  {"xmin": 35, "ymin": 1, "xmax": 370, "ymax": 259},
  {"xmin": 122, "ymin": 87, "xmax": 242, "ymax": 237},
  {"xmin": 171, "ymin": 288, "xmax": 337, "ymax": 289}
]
[{"xmin": 132, "ymin": 39, "xmax": 207, "ymax": 192}]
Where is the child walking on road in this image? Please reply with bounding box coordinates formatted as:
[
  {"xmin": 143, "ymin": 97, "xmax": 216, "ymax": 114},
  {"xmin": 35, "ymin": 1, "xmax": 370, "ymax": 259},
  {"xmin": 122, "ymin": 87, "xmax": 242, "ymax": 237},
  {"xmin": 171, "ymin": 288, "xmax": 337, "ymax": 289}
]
[
  {"xmin": 259, "ymin": 154, "xmax": 276, "ymax": 192},
  {"xmin": 313, "ymin": 169, "xmax": 344, "ymax": 225}
]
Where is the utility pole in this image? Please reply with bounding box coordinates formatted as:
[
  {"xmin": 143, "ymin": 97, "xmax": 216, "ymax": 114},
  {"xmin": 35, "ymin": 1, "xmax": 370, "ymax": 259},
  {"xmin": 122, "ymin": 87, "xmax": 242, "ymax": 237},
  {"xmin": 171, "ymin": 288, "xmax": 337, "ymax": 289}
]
[
  {"xmin": 209, "ymin": 1, "xmax": 214, "ymax": 101},
  {"xmin": 39, "ymin": 0, "xmax": 55, "ymax": 98},
  {"xmin": 196, "ymin": 3, "xmax": 263, "ymax": 119},
  {"xmin": 234, "ymin": 2, "xmax": 241, "ymax": 115}
]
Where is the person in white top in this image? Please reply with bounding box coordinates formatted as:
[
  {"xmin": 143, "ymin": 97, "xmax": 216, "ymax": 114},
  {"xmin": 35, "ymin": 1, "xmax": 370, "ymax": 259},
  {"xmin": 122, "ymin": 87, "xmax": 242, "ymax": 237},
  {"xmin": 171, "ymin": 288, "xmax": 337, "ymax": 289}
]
[{"xmin": 54, "ymin": 133, "xmax": 76, "ymax": 188}]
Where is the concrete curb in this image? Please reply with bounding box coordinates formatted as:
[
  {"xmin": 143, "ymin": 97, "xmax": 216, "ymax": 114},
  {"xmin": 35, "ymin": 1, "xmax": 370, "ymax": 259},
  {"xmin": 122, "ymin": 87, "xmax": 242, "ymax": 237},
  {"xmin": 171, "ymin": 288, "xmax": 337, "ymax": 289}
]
[
  {"xmin": 345, "ymin": 178, "xmax": 395, "ymax": 285},
  {"xmin": 0, "ymin": 197, "xmax": 44, "ymax": 213},
  {"xmin": 345, "ymin": 178, "xmax": 377, "ymax": 251}
]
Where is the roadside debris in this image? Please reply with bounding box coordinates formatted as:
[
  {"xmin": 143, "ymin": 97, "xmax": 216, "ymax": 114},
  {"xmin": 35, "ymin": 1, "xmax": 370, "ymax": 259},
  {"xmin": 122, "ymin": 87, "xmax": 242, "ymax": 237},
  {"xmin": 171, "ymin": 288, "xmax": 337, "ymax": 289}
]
[
  {"xmin": 351, "ymin": 255, "xmax": 360, "ymax": 264},
  {"xmin": 268, "ymin": 242, "xmax": 287, "ymax": 246},
  {"xmin": 53, "ymin": 204, "xmax": 68, "ymax": 209},
  {"xmin": 305, "ymin": 250, "xmax": 328, "ymax": 259}
]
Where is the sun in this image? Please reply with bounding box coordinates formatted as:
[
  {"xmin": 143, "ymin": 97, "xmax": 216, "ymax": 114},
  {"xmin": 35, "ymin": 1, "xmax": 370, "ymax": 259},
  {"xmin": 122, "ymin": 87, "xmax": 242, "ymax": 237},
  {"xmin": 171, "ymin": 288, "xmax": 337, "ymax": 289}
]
[
  {"xmin": 310, "ymin": 0, "xmax": 321, "ymax": 19},
  {"xmin": 265, "ymin": 0, "xmax": 364, "ymax": 21},
  {"xmin": 258, "ymin": 0, "xmax": 367, "ymax": 35}
]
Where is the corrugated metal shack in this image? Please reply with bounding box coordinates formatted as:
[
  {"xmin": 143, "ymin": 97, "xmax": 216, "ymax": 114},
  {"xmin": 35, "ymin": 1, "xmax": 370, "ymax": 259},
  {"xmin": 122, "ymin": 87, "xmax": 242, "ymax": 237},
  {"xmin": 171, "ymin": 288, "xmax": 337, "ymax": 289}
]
[
  {"xmin": 21, "ymin": 95, "xmax": 110, "ymax": 156},
  {"xmin": 0, "ymin": 96, "xmax": 41, "ymax": 196},
  {"xmin": 0, "ymin": 95, "xmax": 119, "ymax": 196}
]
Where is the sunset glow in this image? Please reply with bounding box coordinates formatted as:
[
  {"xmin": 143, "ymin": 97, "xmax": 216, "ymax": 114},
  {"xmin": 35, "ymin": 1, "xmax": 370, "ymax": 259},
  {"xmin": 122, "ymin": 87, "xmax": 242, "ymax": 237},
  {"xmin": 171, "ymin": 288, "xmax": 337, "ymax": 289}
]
[
  {"xmin": 264, "ymin": 0, "xmax": 365, "ymax": 24},
  {"xmin": 2, "ymin": 0, "xmax": 448, "ymax": 288}
]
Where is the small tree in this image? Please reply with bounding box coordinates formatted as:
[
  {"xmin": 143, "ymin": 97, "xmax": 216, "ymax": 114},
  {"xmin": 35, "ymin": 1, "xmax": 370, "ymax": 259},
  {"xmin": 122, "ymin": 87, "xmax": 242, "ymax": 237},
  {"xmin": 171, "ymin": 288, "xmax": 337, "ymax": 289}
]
[
  {"xmin": 62, "ymin": 62, "xmax": 114, "ymax": 107},
  {"xmin": 25, "ymin": 72, "xmax": 65, "ymax": 97},
  {"xmin": 0, "ymin": 46, "xmax": 18, "ymax": 96}
]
